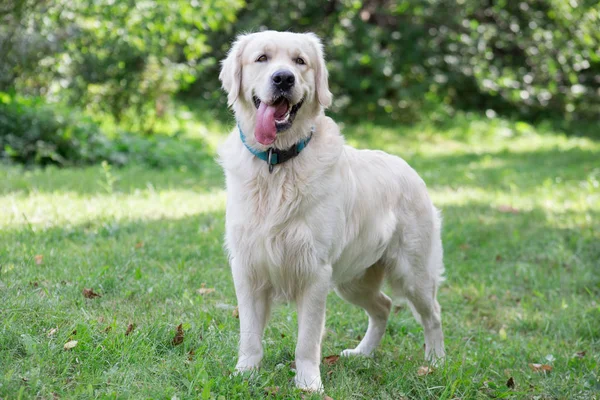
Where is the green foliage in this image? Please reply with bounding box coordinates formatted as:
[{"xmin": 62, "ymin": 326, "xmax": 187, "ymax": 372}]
[
  {"xmin": 0, "ymin": 93, "xmax": 210, "ymax": 169},
  {"xmin": 1, "ymin": 0, "xmax": 244, "ymax": 131},
  {"xmin": 196, "ymin": 0, "xmax": 600, "ymax": 122},
  {"xmin": 0, "ymin": 93, "xmax": 111, "ymax": 165},
  {"xmin": 1, "ymin": 0, "xmax": 598, "ymax": 162}
]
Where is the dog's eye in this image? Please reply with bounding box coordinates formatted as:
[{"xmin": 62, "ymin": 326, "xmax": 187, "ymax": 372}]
[
  {"xmin": 295, "ymin": 57, "xmax": 306, "ymax": 65},
  {"xmin": 256, "ymin": 54, "xmax": 267, "ymax": 62}
]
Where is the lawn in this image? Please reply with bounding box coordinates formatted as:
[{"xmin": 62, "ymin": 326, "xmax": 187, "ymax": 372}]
[{"xmin": 1, "ymin": 114, "xmax": 599, "ymax": 399}]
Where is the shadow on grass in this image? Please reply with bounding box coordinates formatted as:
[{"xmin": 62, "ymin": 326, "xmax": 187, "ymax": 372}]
[{"xmin": 0, "ymin": 157, "xmax": 224, "ymax": 196}]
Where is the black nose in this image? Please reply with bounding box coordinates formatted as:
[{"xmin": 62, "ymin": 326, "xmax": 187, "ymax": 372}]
[{"xmin": 272, "ymin": 70, "xmax": 295, "ymax": 91}]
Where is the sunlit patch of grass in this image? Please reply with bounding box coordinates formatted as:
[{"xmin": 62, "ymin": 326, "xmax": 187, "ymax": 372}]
[{"xmin": 1, "ymin": 112, "xmax": 599, "ymax": 399}]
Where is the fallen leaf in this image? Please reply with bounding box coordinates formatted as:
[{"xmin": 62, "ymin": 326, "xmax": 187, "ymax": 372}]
[
  {"xmin": 280, "ymin": 333, "xmax": 285, "ymax": 338},
  {"xmin": 34, "ymin": 255, "xmax": 43, "ymax": 265},
  {"xmin": 417, "ymin": 366, "xmax": 434, "ymax": 376},
  {"xmin": 30, "ymin": 281, "xmax": 39, "ymax": 287},
  {"xmin": 322, "ymin": 355, "xmax": 340, "ymax": 365},
  {"xmin": 125, "ymin": 323, "xmax": 135, "ymax": 336},
  {"xmin": 497, "ymin": 205, "xmax": 520, "ymax": 214},
  {"xmin": 197, "ymin": 287, "xmax": 215, "ymax": 295},
  {"xmin": 63, "ymin": 340, "xmax": 78, "ymax": 350},
  {"xmin": 187, "ymin": 349, "xmax": 195, "ymax": 361},
  {"xmin": 172, "ymin": 324, "xmax": 184, "ymax": 346},
  {"xmin": 264, "ymin": 386, "xmax": 279, "ymax": 396},
  {"xmin": 574, "ymin": 351, "xmax": 586, "ymax": 358},
  {"xmin": 495, "ymin": 254, "xmax": 503, "ymax": 262},
  {"xmin": 82, "ymin": 288, "xmax": 101, "ymax": 299},
  {"xmin": 506, "ymin": 377, "xmax": 515, "ymax": 388},
  {"xmin": 104, "ymin": 325, "xmax": 112, "ymax": 333},
  {"xmin": 47, "ymin": 327, "xmax": 57, "ymax": 337},
  {"xmin": 324, "ymin": 396, "xmax": 334, "ymax": 400},
  {"xmin": 232, "ymin": 306, "xmax": 239, "ymax": 318},
  {"xmin": 529, "ymin": 363, "xmax": 552, "ymax": 372},
  {"xmin": 135, "ymin": 241, "xmax": 144, "ymax": 249}
]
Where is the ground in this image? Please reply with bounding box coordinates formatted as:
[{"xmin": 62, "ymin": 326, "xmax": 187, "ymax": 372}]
[{"xmin": 1, "ymin": 113, "xmax": 599, "ymax": 399}]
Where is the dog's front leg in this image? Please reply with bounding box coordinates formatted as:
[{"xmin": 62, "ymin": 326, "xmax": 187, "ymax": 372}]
[
  {"xmin": 294, "ymin": 267, "xmax": 331, "ymax": 393},
  {"xmin": 232, "ymin": 260, "xmax": 272, "ymax": 373}
]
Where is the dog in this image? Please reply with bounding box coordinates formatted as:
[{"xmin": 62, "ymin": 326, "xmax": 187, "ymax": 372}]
[{"xmin": 218, "ymin": 31, "xmax": 445, "ymax": 392}]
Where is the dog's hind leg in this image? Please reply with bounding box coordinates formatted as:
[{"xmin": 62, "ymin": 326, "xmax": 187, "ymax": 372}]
[
  {"xmin": 336, "ymin": 262, "xmax": 392, "ymax": 357},
  {"xmin": 389, "ymin": 249, "xmax": 445, "ymax": 364}
]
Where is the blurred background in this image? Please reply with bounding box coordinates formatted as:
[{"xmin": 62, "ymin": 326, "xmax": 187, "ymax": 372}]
[{"xmin": 0, "ymin": 0, "xmax": 598, "ymax": 165}]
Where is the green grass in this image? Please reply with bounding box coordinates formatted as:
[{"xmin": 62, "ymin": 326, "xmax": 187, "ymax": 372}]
[{"xmin": 1, "ymin": 113, "xmax": 599, "ymax": 399}]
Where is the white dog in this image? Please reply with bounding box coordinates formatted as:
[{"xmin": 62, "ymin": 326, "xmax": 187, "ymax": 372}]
[{"xmin": 218, "ymin": 31, "xmax": 445, "ymax": 392}]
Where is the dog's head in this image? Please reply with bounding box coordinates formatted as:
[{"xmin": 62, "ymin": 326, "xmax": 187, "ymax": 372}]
[{"xmin": 219, "ymin": 31, "xmax": 332, "ymax": 146}]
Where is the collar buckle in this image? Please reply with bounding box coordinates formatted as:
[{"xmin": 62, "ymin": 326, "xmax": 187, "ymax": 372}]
[{"xmin": 267, "ymin": 148, "xmax": 274, "ymax": 174}]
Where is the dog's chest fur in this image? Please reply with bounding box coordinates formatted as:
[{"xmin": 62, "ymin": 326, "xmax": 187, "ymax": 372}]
[{"xmin": 220, "ymin": 119, "xmax": 345, "ymax": 299}]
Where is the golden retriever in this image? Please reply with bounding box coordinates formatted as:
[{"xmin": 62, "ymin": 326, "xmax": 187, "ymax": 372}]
[{"xmin": 218, "ymin": 30, "xmax": 445, "ymax": 392}]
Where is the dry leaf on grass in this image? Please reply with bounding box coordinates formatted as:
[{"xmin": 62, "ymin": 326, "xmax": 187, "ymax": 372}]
[
  {"xmin": 82, "ymin": 288, "xmax": 101, "ymax": 299},
  {"xmin": 125, "ymin": 323, "xmax": 135, "ymax": 336},
  {"xmin": 172, "ymin": 324, "xmax": 184, "ymax": 346},
  {"xmin": 104, "ymin": 325, "xmax": 112, "ymax": 333},
  {"xmin": 197, "ymin": 287, "xmax": 215, "ymax": 295},
  {"xmin": 47, "ymin": 327, "xmax": 57, "ymax": 337},
  {"xmin": 322, "ymin": 355, "xmax": 340, "ymax": 365},
  {"xmin": 188, "ymin": 349, "xmax": 195, "ymax": 361},
  {"xmin": 506, "ymin": 377, "xmax": 515, "ymax": 388},
  {"xmin": 497, "ymin": 205, "xmax": 520, "ymax": 214},
  {"xmin": 264, "ymin": 386, "xmax": 279, "ymax": 396},
  {"xmin": 135, "ymin": 241, "xmax": 144, "ymax": 249},
  {"xmin": 417, "ymin": 366, "xmax": 434, "ymax": 376},
  {"xmin": 573, "ymin": 351, "xmax": 586, "ymax": 358},
  {"xmin": 529, "ymin": 363, "xmax": 552, "ymax": 372},
  {"xmin": 34, "ymin": 255, "xmax": 43, "ymax": 265},
  {"xmin": 63, "ymin": 340, "xmax": 78, "ymax": 350},
  {"xmin": 232, "ymin": 306, "xmax": 239, "ymax": 318},
  {"xmin": 324, "ymin": 396, "xmax": 334, "ymax": 400}
]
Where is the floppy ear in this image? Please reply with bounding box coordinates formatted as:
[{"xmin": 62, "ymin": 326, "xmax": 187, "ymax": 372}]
[
  {"xmin": 305, "ymin": 33, "xmax": 333, "ymax": 108},
  {"xmin": 219, "ymin": 34, "xmax": 251, "ymax": 106}
]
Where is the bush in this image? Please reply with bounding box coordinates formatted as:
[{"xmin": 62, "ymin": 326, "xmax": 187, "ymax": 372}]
[
  {"xmin": 1, "ymin": 0, "xmax": 243, "ymax": 132},
  {"xmin": 0, "ymin": 93, "xmax": 112, "ymax": 165},
  {"xmin": 0, "ymin": 93, "xmax": 210, "ymax": 168},
  {"xmin": 195, "ymin": 0, "xmax": 600, "ymax": 123}
]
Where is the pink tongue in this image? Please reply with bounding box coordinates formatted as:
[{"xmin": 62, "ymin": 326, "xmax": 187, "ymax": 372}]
[{"xmin": 255, "ymin": 101, "xmax": 289, "ymax": 145}]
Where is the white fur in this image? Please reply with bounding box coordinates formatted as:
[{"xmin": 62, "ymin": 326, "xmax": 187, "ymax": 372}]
[{"xmin": 219, "ymin": 31, "xmax": 445, "ymax": 393}]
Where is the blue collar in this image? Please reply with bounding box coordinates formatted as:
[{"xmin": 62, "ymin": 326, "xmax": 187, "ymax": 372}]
[{"xmin": 238, "ymin": 124, "xmax": 314, "ymax": 173}]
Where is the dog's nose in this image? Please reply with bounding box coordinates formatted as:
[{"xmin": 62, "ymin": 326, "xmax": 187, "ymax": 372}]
[{"xmin": 272, "ymin": 70, "xmax": 295, "ymax": 91}]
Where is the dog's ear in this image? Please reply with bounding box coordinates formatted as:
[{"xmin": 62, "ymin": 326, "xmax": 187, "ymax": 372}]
[
  {"xmin": 219, "ymin": 34, "xmax": 251, "ymax": 106},
  {"xmin": 305, "ymin": 33, "xmax": 333, "ymax": 108}
]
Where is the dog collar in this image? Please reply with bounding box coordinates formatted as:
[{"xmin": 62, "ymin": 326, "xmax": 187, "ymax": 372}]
[{"xmin": 238, "ymin": 124, "xmax": 314, "ymax": 173}]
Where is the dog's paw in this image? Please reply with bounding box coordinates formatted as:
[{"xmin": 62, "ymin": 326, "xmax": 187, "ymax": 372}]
[
  {"xmin": 341, "ymin": 347, "xmax": 372, "ymax": 358},
  {"xmin": 233, "ymin": 363, "xmax": 260, "ymax": 377},
  {"xmin": 295, "ymin": 374, "xmax": 323, "ymax": 393}
]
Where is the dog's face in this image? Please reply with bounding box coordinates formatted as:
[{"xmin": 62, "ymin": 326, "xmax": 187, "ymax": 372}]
[{"xmin": 220, "ymin": 31, "xmax": 332, "ymax": 145}]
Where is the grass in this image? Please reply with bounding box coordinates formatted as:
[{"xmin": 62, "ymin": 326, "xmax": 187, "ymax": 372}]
[{"xmin": 1, "ymin": 112, "xmax": 599, "ymax": 399}]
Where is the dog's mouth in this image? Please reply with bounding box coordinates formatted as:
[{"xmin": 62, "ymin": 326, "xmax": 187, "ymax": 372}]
[{"xmin": 253, "ymin": 95, "xmax": 304, "ymax": 145}]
